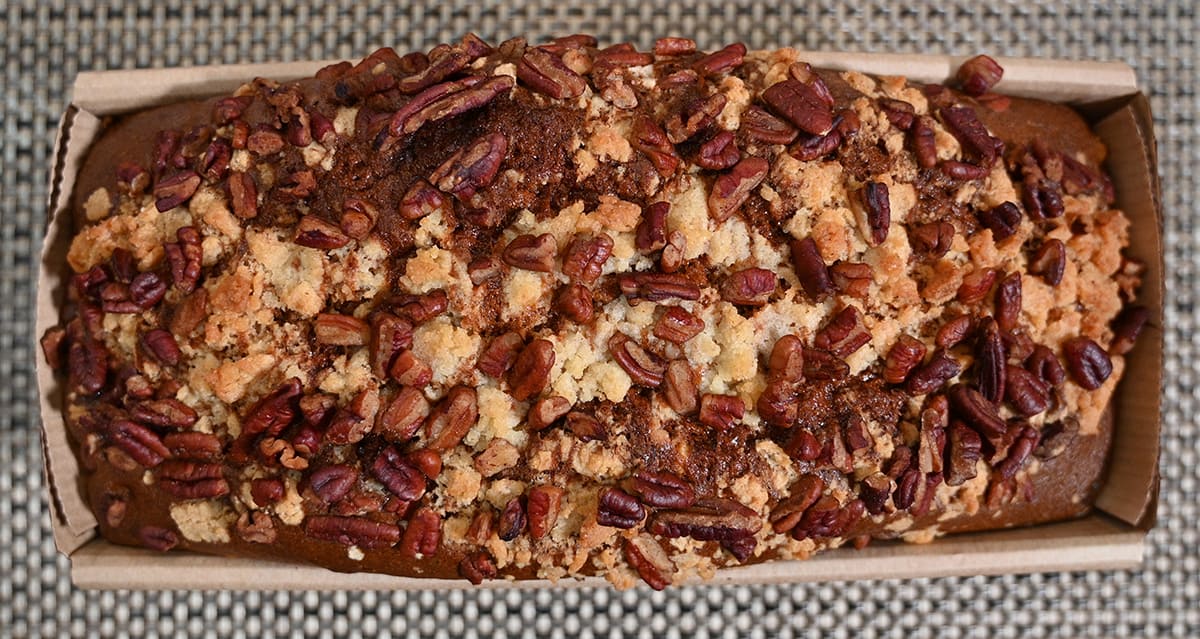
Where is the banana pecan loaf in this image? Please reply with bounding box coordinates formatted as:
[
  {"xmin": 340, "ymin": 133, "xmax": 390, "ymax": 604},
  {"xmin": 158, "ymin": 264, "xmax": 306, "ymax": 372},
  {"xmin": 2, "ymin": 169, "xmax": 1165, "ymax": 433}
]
[{"xmin": 43, "ymin": 35, "xmax": 1150, "ymax": 588}]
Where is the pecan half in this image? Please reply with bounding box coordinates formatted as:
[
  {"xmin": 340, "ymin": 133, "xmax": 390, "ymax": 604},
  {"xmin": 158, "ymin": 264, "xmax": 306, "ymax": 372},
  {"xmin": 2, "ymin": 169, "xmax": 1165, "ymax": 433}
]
[
  {"xmin": 653, "ymin": 307, "xmax": 704, "ymax": 344},
  {"xmin": 390, "ymin": 75, "xmax": 514, "ymax": 136},
  {"xmin": 391, "ymin": 289, "xmax": 448, "ymax": 325},
  {"xmin": 397, "ymin": 507, "xmax": 441, "ymax": 559},
  {"xmin": 879, "ymin": 98, "xmax": 916, "ymax": 130},
  {"xmin": 597, "ymin": 487, "xmax": 646, "ymax": 529},
  {"xmin": 814, "ymin": 306, "xmax": 871, "ymax": 359},
  {"xmin": 720, "ymin": 268, "xmax": 776, "ymax": 306},
  {"xmin": 618, "ymin": 272, "xmax": 701, "ymax": 303},
  {"xmin": 662, "ymin": 360, "xmax": 699, "ymax": 416},
  {"xmin": 527, "ymin": 485, "xmax": 564, "ymax": 539},
  {"xmin": 308, "ymin": 465, "xmax": 358, "ymax": 503},
  {"xmin": 131, "ymin": 398, "xmax": 197, "ymax": 429},
  {"xmin": 648, "ymin": 497, "xmax": 760, "ymax": 542},
  {"xmin": 803, "ymin": 347, "xmax": 850, "ymax": 380},
  {"xmin": 948, "ymin": 383, "xmax": 1006, "ymax": 439},
  {"xmin": 398, "ymin": 179, "xmax": 449, "ymax": 221},
  {"xmin": 458, "ymin": 551, "xmax": 497, "ymax": 584},
  {"xmin": 707, "ymin": 157, "xmax": 768, "ymax": 222},
  {"xmin": 977, "ymin": 201, "xmax": 1022, "ymax": 242},
  {"xmin": 140, "ymin": 329, "xmax": 181, "ymax": 366},
  {"xmin": 762, "ymin": 79, "xmax": 834, "ymax": 136},
  {"xmin": 739, "ymin": 105, "xmax": 798, "ymax": 145},
  {"xmin": 1063, "ymin": 337, "xmax": 1113, "ymax": 390},
  {"xmin": 625, "ymin": 535, "xmax": 677, "ymax": 591},
  {"xmin": 939, "ymin": 106, "xmax": 1003, "ymax": 164},
  {"xmin": 1027, "ymin": 344, "xmax": 1067, "ymax": 386},
  {"xmin": 936, "ymin": 315, "xmax": 973, "ymax": 349},
  {"xmin": 562, "ymin": 233, "xmax": 614, "ymax": 284},
  {"xmin": 692, "ymin": 43, "xmax": 746, "ymax": 76},
  {"xmin": 609, "ymin": 333, "xmax": 666, "ymax": 387},
  {"xmin": 909, "ymin": 221, "xmax": 956, "ymax": 257},
  {"xmin": 162, "ymin": 432, "xmax": 222, "ymax": 461},
  {"xmin": 564, "ymin": 411, "xmax": 606, "ymax": 441},
  {"xmin": 905, "ymin": 350, "xmax": 962, "ymax": 395},
  {"xmin": 496, "ymin": 497, "xmax": 528, "ymax": 542},
  {"xmin": 388, "ymin": 349, "xmax": 433, "ymax": 387},
  {"xmin": 154, "ymin": 170, "xmax": 201, "ymax": 212},
  {"xmin": 518, "ymin": 47, "xmax": 588, "ymax": 99},
  {"xmin": 508, "ymin": 339, "xmax": 555, "ymax": 401},
  {"xmin": 110, "ymin": 420, "xmax": 169, "ymax": 468},
  {"xmin": 697, "ymin": 130, "xmax": 741, "ymax": 170},
  {"xmin": 654, "ymin": 37, "xmax": 696, "ymax": 56},
  {"xmin": 995, "ymin": 272, "xmax": 1023, "ymax": 332},
  {"xmin": 477, "ymin": 331, "xmax": 524, "ymax": 379},
  {"xmin": 956, "ymin": 54, "xmax": 1004, "ymax": 96},
  {"xmin": 957, "ymin": 267, "xmax": 998, "ymax": 304},
  {"xmin": 295, "ymin": 215, "xmax": 350, "ymax": 250},
  {"xmin": 631, "ymin": 115, "xmax": 679, "ymax": 176},
  {"xmin": 790, "ymin": 237, "xmax": 833, "ymax": 298},
  {"xmin": 430, "ymin": 133, "xmax": 508, "ymax": 201},
  {"xmin": 526, "ymin": 396, "xmax": 571, "ymax": 431},
  {"xmin": 666, "ymin": 93, "xmax": 726, "ymax": 144},
  {"xmin": 910, "ymin": 115, "xmax": 939, "ymax": 169},
  {"xmin": 976, "ymin": 318, "xmax": 1007, "ymax": 403},
  {"xmin": 830, "ymin": 261, "xmax": 872, "ymax": 298},
  {"xmin": 502, "ymin": 233, "xmax": 556, "ymax": 272},
  {"xmin": 995, "ymin": 426, "xmax": 1039, "ymax": 481},
  {"xmin": 555, "ymin": 284, "xmax": 594, "ymax": 324},
  {"xmin": 884, "ymin": 334, "xmax": 927, "ymax": 385},
  {"xmin": 626, "ymin": 470, "xmax": 695, "ymax": 510},
  {"xmin": 314, "ymin": 313, "xmax": 370, "ymax": 346},
  {"xmin": 156, "ymin": 460, "xmax": 230, "ymax": 499},
  {"xmin": 370, "ymin": 313, "xmax": 414, "ymax": 379},
  {"xmin": 139, "ymin": 526, "xmax": 179, "ymax": 552},
  {"xmin": 944, "ymin": 421, "xmax": 983, "ymax": 486},
  {"xmin": 858, "ymin": 182, "xmax": 890, "ymax": 245},
  {"xmin": 1110, "ymin": 306, "xmax": 1149, "ymax": 356},
  {"xmin": 371, "ymin": 446, "xmax": 426, "ymax": 502},
  {"xmin": 306, "ymin": 515, "xmax": 401, "ymax": 549},
  {"xmin": 769, "ymin": 475, "xmax": 825, "ymax": 534},
  {"xmin": 1029, "ymin": 239, "xmax": 1067, "ymax": 287},
  {"xmin": 425, "ymin": 386, "xmax": 478, "ymax": 451},
  {"xmin": 699, "ymin": 394, "xmax": 744, "ymax": 430},
  {"xmin": 859, "ymin": 473, "xmax": 894, "ymax": 515},
  {"xmin": 1005, "ymin": 365, "xmax": 1050, "ymax": 416}
]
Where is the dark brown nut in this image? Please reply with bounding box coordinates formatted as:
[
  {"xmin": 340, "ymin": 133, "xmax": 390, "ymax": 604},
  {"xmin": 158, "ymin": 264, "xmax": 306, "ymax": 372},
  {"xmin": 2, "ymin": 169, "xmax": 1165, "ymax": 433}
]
[
  {"xmin": 234, "ymin": 511, "xmax": 276, "ymax": 544},
  {"xmin": 858, "ymin": 473, "xmax": 894, "ymax": 515},
  {"xmin": 199, "ymin": 138, "xmax": 231, "ymax": 182},
  {"xmin": 161, "ymin": 431, "xmax": 222, "ymax": 461},
  {"xmin": 653, "ymin": 307, "xmax": 704, "ymax": 344},
  {"xmin": 338, "ymin": 199, "xmax": 377, "ymax": 240},
  {"xmin": 891, "ymin": 469, "xmax": 921, "ymax": 510},
  {"xmin": 502, "ymin": 233, "xmax": 557, "ymax": 273},
  {"xmin": 408, "ymin": 449, "xmax": 443, "ymax": 480},
  {"xmin": 314, "ymin": 313, "xmax": 370, "ymax": 346},
  {"xmin": 905, "ymin": 350, "xmax": 962, "ymax": 395},
  {"xmin": 212, "ymin": 95, "xmax": 252, "ymax": 124},
  {"xmin": 397, "ymin": 507, "xmax": 441, "ymax": 559},
  {"xmin": 226, "ymin": 171, "xmax": 259, "ymax": 220},
  {"xmin": 995, "ymin": 272, "xmax": 1023, "ymax": 332},
  {"xmin": 1005, "ymin": 365, "xmax": 1051, "ymax": 416},
  {"xmin": 496, "ymin": 497, "xmax": 528, "ymax": 542},
  {"xmin": 468, "ymin": 257, "xmax": 502, "ymax": 284},
  {"xmin": 597, "ymin": 487, "xmax": 646, "ymax": 529},
  {"xmin": 389, "ymin": 76, "xmax": 495, "ymax": 134},
  {"xmin": 124, "ymin": 374, "xmax": 154, "ymax": 400},
  {"xmin": 610, "ymin": 333, "xmax": 667, "ymax": 387},
  {"xmin": 527, "ymin": 485, "xmax": 564, "ymax": 539},
  {"xmin": 229, "ymin": 121, "xmax": 249, "ymax": 150},
  {"xmin": 764, "ymin": 334, "xmax": 805, "ymax": 386},
  {"xmin": 294, "ymin": 215, "xmax": 350, "ymax": 250},
  {"xmin": 957, "ymin": 267, "xmax": 998, "ymax": 304},
  {"xmin": 299, "ymin": 393, "xmax": 336, "ymax": 428},
  {"xmin": 306, "ymin": 515, "xmax": 401, "ymax": 549},
  {"xmin": 692, "ymin": 42, "xmax": 746, "ymax": 75},
  {"xmin": 940, "ymin": 160, "xmax": 990, "ymax": 181},
  {"xmin": 829, "ymin": 261, "xmax": 872, "ymax": 298},
  {"xmin": 474, "ymin": 438, "xmax": 519, "ymax": 477},
  {"xmin": 939, "ymin": 106, "xmax": 1003, "ymax": 164},
  {"xmin": 526, "ymin": 396, "xmax": 571, "ymax": 431},
  {"xmin": 790, "ymin": 237, "xmax": 833, "ymax": 298},
  {"xmin": 909, "ymin": 221, "xmax": 956, "ymax": 257},
  {"xmin": 508, "ymin": 339, "xmax": 555, "ymax": 401},
  {"xmin": 277, "ymin": 169, "xmax": 317, "ymax": 200},
  {"xmin": 618, "ymin": 273, "xmax": 701, "ymax": 303},
  {"xmin": 370, "ymin": 313, "xmax": 414, "ymax": 378},
  {"xmin": 40, "ymin": 326, "xmax": 67, "ymax": 372},
  {"xmin": 139, "ymin": 329, "xmax": 182, "ymax": 367},
  {"xmin": 944, "ymin": 421, "xmax": 983, "ymax": 486},
  {"xmin": 108, "ymin": 272, "xmax": 164, "ymax": 314},
  {"xmin": 697, "ymin": 130, "xmax": 741, "ymax": 170},
  {"xmin": 762, "ymin": 79, "xmax": 834, "ymax": 136},
  {"xmin": 878, "ymin": 98, "xmax": 916, "ymax": 130},
  {"xmin": 936, "ymin": 315, "xmax": 973, "ymax": 349},
  {"xmin": 769, "ymin": 474, "xmax": 825, "ymax": 534},
  {"xmin": 388, "ymin": 349, "xmax": 433, "ymax": 387},
  {"xmin": 884, "ymin": 334, "xmax": 927, "ymax": 384},
  {"xmin": 425, "ymin": 386, "xmax": 478, "ymax": 451},
  {"xmin": 627, "ymin": 470, "xmax": 695, "ymax": 510},
  {"xmin": 802, "ymin": 347, "xmax": 850, "ymax": 380},
  {"xmin": 540, "ymin": 34, "xmax": 595, "ymax": 53},
  {"xmin": 116, "ymin": 162, "xmax": 150, "ymax": 194},
  {"xmin": 169, "ymin": 289, "xmax": 207, "ymax": 337},
  {"xmin": 308, "ymin": 465, "xmax": 358, "ymax": 503},
  {"xmin": 789, "ymin": 128, "xmax": 842, "ymax": 162},
  {"xmin": 660, "ymin": 231, "xmax": 687, "ymax": 273},
  {"xmin": 562, "ymin": 411, "xmax": 604, "ymax": 441},
  {"xmin": 371, "ymin": 446, "xmax": 426, "ymax": 502},
  {"xmin": 139, "ymin": 526, "xmax": 179, "ymax": 552},
  {"xmin": 518, "ymin": 47, "xmax": 587, "ymax": 99},
  {"xmin": 1110, "ymin": 306, "xmax": 1149, "ymax": 356},
  {"xmin": 910, "ymin": 115, "xmax": 939, "ymax": 169},
  {"xmin": 430, "ymin": 133, "xmax": 508, "ymax": 201},
  {"xmin": 662, "ymin": 360, "xmax": 699, "ymax": 416},
  {"xmin": 394, "ymin": 46, "xmax": 467, "ymax": 93},
  {"xmin": 918, "ymin": 397, "xmax": 949, "ymax": 473},
  {"xmin": 156, "ymin": 460, "xmax": 230, "ymax": 499},
  {"xmin": 708, "ymin": 157, "xmax": 769, "ymax": 222},
  {"xmin": 976, "ymin": 318, "xmax": 1007, "ymax": 403},
  {"xmin": 995, "ymin": 426, "xmax": 1039, "ymax": 480},
  {"xmin": 649, "ymin": 497, "xmax": 760, "ymax": 542},
  {"xmin": 635, "ymin": 202, "xmax": 669, "ymax": 252},
  {"xmin": 562, "ymin": 233, "xmax": 614, "ymax": 284},
  {"xmin": 477, "ymin": 332, "xmax": 524, "ymax": 379},
  {"xmin": 131, "ymin": 398, "xmax": 197, "ymax": 430},
  {"xmin": 397, "ymin": 179, "xmax": 448, "ymax": 221},
  {"xmin": 246, "ymin": 127, "xmax": 285, "ymax": 156},
  {"xmin": 1063, "ymin": 336, "xmax": 1113, "ymax": 390},
  {"xmin": 666, "ymin": 93, "xmax": 727, "ymax": 144},
  {"xmin": 948, "ymin": 383, "xmax": 1007, "ymax": 439},
  {"xmin": 458, "ymin": 550, "xmax": 498, "ymax": 584},
  {"xmin": 631, "ymin": 115, "xmax": 680, "ymax": 176},
  {"xmin": 392, "ymin": 289, "xmax": 449, "ymax": 324},
  {"xmin": 152, "ymin": 129, "xmax": 181, "ymax": 175},
  {"xmin": 555, "ymin": 283, "xmax": 595, "ymax": 324},
  {"xmin": 785, "ymin": 429, "xmax": 822, "ymax": 461},
  {"xmin": 813, "ymin": 306, "xmax": 872, "ymax": 359},
  {"xmin": 977, "ymin": 201, "xmax": 1022, "ymax": 242},
  {"xmin": 1029, "ymin": 238, "xmax": 1067, "ymax": 286},
  {"xmin": 654, "ymin": 37, "xmax": 696, "ymax": 56},
  {"xmin": 250, "ymin": 478, "xmax": 285, "ymax": 506},
  {"xmin": 756, "ymin": 381, "xmax": 798, "ymax": 428},
  {"xmin": 858, "ymin": 182, "xmax": 890, "ymax": 245},
  {"xmin": 956, "ymin": 54, "xmax": 1004, "ymax": 96},
  {"xmin": 698, "ymin": 394, "xmax": 744, "ymax": 431},
  {"xmin": 110, "ymin": 420, "xmax": 169, "ymax": 468},
  {"xmin": 154, "ymin": 170, "xmax": 201, "ymax": 212},
  {"xmin": 624, "ymin": 535, "xmax": 676, "ymax": 591},
  {"xmin": 1027, "ymin": 344, "xmax": 1067, "ymax": 386},
  {"xmin": 718, "ymin": 267, "xmax": 777, "ymax": 306},
  {"xmin": 739, "ymin": 105, "xmax": 798, "ymax": 145}
]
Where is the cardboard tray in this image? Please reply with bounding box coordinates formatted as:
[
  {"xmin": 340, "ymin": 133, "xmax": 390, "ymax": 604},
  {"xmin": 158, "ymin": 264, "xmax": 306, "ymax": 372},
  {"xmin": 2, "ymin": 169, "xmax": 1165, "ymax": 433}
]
[{"xmin": 36, "ymin": 51, "xmax": 1163, "ymax": 589}]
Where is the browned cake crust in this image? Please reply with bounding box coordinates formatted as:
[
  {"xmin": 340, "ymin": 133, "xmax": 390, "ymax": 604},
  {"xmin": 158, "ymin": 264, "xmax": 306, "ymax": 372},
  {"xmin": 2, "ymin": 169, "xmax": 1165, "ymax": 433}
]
[{"xmin": 42, "ymin": 36, "xmax": 1148, "ymax": 588}]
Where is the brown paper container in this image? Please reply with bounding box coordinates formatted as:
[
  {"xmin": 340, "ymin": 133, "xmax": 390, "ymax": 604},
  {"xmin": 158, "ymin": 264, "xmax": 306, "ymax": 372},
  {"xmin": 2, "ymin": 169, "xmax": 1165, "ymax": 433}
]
[{"xmin": 37, "ymin": 51, "xmax": 1162, "ymax": 589}]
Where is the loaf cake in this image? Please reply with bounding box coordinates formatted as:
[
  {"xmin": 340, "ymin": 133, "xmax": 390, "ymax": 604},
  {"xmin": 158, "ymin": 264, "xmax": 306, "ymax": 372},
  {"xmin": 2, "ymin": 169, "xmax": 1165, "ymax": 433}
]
[{"xmin": 42, "ymin": 35, "xmax": 1149, "ymax": 588}]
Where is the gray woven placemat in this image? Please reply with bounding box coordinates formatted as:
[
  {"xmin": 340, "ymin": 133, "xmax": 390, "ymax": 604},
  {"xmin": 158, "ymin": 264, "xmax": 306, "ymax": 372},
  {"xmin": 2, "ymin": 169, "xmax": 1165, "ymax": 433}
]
[{"xmin": 3, "ymin": 1, "xmax": 1195, "ymax": 636}]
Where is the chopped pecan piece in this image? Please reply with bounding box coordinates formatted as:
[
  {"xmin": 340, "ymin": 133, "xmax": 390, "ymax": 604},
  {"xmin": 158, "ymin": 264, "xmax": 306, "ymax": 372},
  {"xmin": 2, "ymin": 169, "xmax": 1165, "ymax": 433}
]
[
  {"xmin": 662, "ymin": 360, "xmax": 699, "ymax": 416},
  {"xmin": 477, "ymin": 331, "xmax": 524, "ymax": 379},
  {"xmin": 564, "ymin": 411, "xmax": 606, "ymax": 441},
  {"xmin": 1029, "ymin": 239, "xmax": 1067, "ymax": 286},
  {"xmin": 295, "ymin": 215, "xmax": 350, "ymax": 250},
  {"xmin": 697, "ymin": 130, "xmax": 741, "ymax": 170},
  {"xmin": 698, "ymin": 394, "xmax": 744, "ymax": 431},
  {"xmin": 526, "ymin": 396, "xmax": 571, "ymax": 431},
  {"xmin": 502, "ymin": 233, "xmax": 556, "ymax": 272},
  {"xmin": 707, "ymin": 157, "xmax": 768, "ymax": 222},
  {"xmin": 518, "ymin": 47, "xmax": 588, "ymax": 99},
  {"xmin": 425, "ymin": 386, "xmax": 478, "ymax": 451},
  {"xmin": 624, "ymin": 535, "xmax": 677, "ymax": 591},
  {"xmin": 1110, "ymin": 306, "xmax": 1149, "ymax": 356},
  {"xmin": 956, "ymin": 54, "xmax": 1004, "ymax": 96},
  {"xmin": 314, "ymin": 313, "xmax": 370, "ymax": 346},
  {"xmin": 905, "ymin": 350, "xmax": 962, "ymax": 395},
  {"xmin": 631, "ymin": 115, "xmax": 679, "ymax": 176},
  {"xmin": 609, "ymin": 333, "xmax": 666, "ymax": 387},
  {"xmin": 430, "ymin": 133, "xmax": 508, "ymax": 201},
  {"xmin": 527, "ymin": 485, "xmax": 564, "ymax": 539},
  {"xmin": 944, "ymin": 421, "xmax": 983, "ymax": 486},
  {"xmin": 508, "ymin": 339, "xmax": 555, "ymax": 401},
  {"xmin": 977, "ymin": 201, "xmax": 1022, "ymax": 241},
  {"xmin": 497, "ymin": 497, "xmax": 528, "ymax": 541},
  {"xmin": 739, "ymin": 105, "xmax": 798, "ymax": 145},
  {"xmin": 653, "ymin": 307, "xmax": 704, "ymax": 344},
  {"xmin": 909, "ymin": 221, "xmax": 956, "ymax": 257},
  {"xmin": 884, "ymin": 334, "xmax": 927, "ymax": 385}
]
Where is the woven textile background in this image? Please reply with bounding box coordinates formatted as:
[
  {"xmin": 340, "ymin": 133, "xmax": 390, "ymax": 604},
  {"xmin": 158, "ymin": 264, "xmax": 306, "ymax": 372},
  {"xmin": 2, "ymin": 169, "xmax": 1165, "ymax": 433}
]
[{"xmin": 3, "ymin": 1, "xmax": 1195, "ymax": 636}]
